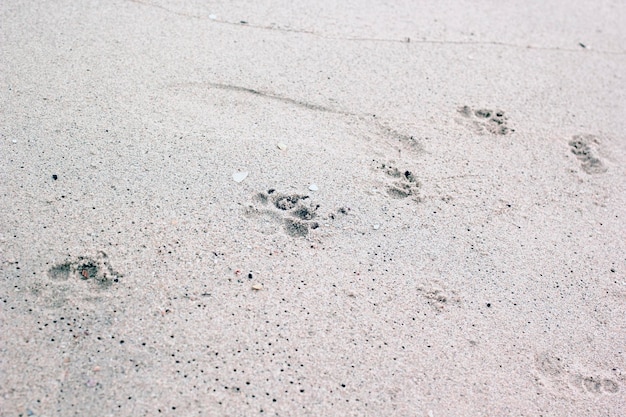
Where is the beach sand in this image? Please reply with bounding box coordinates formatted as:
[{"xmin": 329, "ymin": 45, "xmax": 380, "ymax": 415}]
[{"xmin": 1, "ymin": 1, "xmax": 625, "ymax": 415}]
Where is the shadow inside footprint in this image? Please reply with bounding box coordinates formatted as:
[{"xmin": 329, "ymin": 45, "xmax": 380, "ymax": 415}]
[
  {"xmin": 283, "ymin": 218, "xmax": 309, "ymax": 237},
  {"xmin": 387, "ymin": 183, "xmax": 412, "ymax": 198},
  {"xmin": 292, "ymin": 206, "xmax": 317, "ymax": 220},
  {"xmin": 274, "ymin": 195, "xmax": 307, "ymax": 210},
  {"xmin": 602, "ymin": 379, "xmax": 620, "ymax": 393},
  {"xmin": 582, "ymin": 377, "xmax": 603, "ymax": 394},
  {"xmin": 48, "ymin": 262, "xmax": 71, "ymax": 281}
]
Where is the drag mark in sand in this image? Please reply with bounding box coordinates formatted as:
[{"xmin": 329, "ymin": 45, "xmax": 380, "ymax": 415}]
[
  {"xmin": 206, "ymin": 82, "xmax": 419, "ymax": 148},
  {"xmin": 205, "ymin": 82, "xmax": 348, "ymax": 115},
  {"xmin": 172, "ymin": 80, "xmax": 424, "ymax": 157}
]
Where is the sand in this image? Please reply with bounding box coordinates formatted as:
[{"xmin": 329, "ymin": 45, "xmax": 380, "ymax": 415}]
[{"xmin": 1, "ymin": 0, "xmax": 625, "ymax": 416}]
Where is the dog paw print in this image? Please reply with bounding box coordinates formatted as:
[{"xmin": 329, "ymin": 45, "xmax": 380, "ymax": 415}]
[
  {"xmin": 417, "ymin": 285, "xmax": 461, "ymax": 312},
  {"xmin": 576, "ymin": 375, "xmax": 619, "ymax": 395},
  {"xmin": 47, "ymin": 251, "xmax": 122, "ymax": 289},
  {"xmin": 568, "ymin": 134, "xmax": 607, "ymax": 174},
  {"xmin": 535, "ymin": 353, "xmax": 566, "ymax": 378},
  {"xmin": 378, "ymin": 163, "xmax": 421, "ymax": 201},
  {"xmin": 534, "ymin": 352, "xmax": 621, "ymax": 396},
  {"xmin": 248, "ymin": 189, "xmax": 320, "ymax": 237},
  {"xmin": 457, "ymin": 105, "xmax": 514, "ymax": 135}
]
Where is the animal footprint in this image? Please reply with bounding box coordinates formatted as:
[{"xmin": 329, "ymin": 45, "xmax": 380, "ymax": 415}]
[
  {"xmin": 535, "ymin": 353, "xmax": 566, "ymax": 378},
  {"xmin": 378, "ymin": 163, "xmax": 421, "ymax": 201},
  {"xmin": 571, "ymin": 374, "xmax": 620, "ymax": 395},
  {"xmin": 47, "ymin": 251, "xmax": 122, "ymax": 289},
  {"xmin": 416, "ymin": 285, "xmax": 461, "ymax": 312},
  {"xmin": 247, "ymin": 189, "xmax": 320, "ymax": 237},
  {"xmin": 534, "ymin": 352, "xmax": 620, "ymax": 396},
  {"xmin": 568, "ymin": 134, "xmax": 607, "ymax": 174},
  {"xmin": 457, "ymin": 105, "xmax": 514, "ymax": 135}
]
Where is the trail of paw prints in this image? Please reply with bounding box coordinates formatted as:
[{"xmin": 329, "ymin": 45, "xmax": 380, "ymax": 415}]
[
  {"xmin": 568, "ymin": 134, "xmax": 607, "ymax": 174},
  {"xmin": 377, "ymin": 162, "xmax": 422, "ymax": 201},
  {"xmin": 457, "ymin": 105, "xmax": 514, "ymax": 135},
  {"xmin": 245, "ymin": 189, "xmax": 320, "ymax": 238},
  {"xmin": 534, "ymin": 353, "xmax": 621, "ymax": 396}
]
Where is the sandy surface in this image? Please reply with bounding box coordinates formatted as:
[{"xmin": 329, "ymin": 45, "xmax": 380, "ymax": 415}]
[{"xmin": 1, "ymin": 1, "xmax": 625, "ymax": 416}]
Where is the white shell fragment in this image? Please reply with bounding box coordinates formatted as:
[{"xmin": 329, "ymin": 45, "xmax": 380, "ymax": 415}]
[
  {"xmin": 277, "ymin": 143, "xmax": 287, "ymax": 150},
  {"xmin": 309, "ymin": 184, "xmax": 318, "ymax": 191},
  {"xmin": 232, "ymin": 171, "xmax": 248, "ymax": 183},
  {"xmin": 252, "ymin": 283, "xmax": 263, "ymax": 290}
]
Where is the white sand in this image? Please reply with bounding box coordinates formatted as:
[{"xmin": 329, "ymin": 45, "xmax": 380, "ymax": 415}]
[{"xmin": 1, "ymin": 1, "xmax": 625, "ymax": 415}]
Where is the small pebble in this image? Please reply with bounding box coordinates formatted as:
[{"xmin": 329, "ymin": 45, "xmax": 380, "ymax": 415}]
[
  {"xmin": 232, "ymin": 171, "xmax": 248, "ymax": 183},
  {"xmin": 52, "ymin": 174, "xmax": 58, "ymax": 180},
  {"xmin": 373, "ymin": 224, "xmax": 380, "ymax": 230},
  {"xmin": 209, "ymin": 14, "xmax": 217, "ymax": 20},
  {"xmin": 252, "ymin": 283, "xmax": 263, "ymax": 290},
  {"xmin": 12, "ymin": 139, "xmax": 17, "ymax": 143},
  {"xmin": 277, "ymin": 142, "xmax": 287, "ymax": 150},
  {"xmin": 309, "ymin": 184, "xmax": 318, "ymax": 191}
]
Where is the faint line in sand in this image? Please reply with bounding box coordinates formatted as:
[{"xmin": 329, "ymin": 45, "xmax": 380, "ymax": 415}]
[
  {"xmin": 128, "ymin": 0, "xmax": 625, "ymax": 55},
  {"xmin": 172, "ymin": 81, "xmax": 424, "ymax": 155},
  {"xmin": 203, "ymin": 82, "xmax": 351, "ymax": 115}
]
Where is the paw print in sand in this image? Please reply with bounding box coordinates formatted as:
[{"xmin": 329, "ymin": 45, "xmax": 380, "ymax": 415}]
[
  {"xmin": 568, "ymin": 134, "xmax": 607, "ymax": 174},
  {"xmin": 378, "ymin": 163, "xmax": 421, "ymax": 201},
  {"xmin": 534, "ymin": 352, "xmax": 621, "ymax": 396},
  {"xmin": 247, "ymin": 189, "xmax": 320, "ymax": 237},
  {"xmin": 47, "ymin": 251, "xmax": 122, "ymax": 289},
  {"xmin": 457, "ymin": 105, "xmax": 514, "ymax": 135}
]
